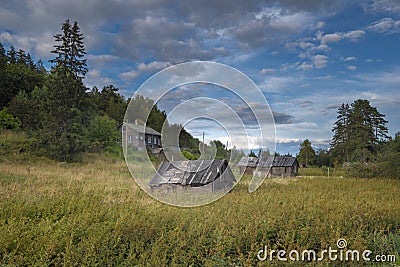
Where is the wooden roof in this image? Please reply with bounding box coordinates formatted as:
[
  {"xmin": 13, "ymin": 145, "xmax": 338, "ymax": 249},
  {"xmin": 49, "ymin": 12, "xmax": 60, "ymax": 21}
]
[
  {"xmin": 124, "ymin": 123, "xmax": 161, "ymax": 136},
  {"xmin": 238, "ymin": 156, "xmax": 298, "ymax": 168},
  {"xmin": 150, "ymin": 160, "xmax": 236, "ymax": 187}
]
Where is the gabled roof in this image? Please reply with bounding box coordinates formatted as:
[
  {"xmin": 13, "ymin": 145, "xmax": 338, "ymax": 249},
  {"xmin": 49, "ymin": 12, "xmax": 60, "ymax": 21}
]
[
  {"xmin": 270, "ymin": 156, "xmax": 297, "ymax": 167},
  {"xmin": 150, "ymin": 159, "xmax": 236, "ymax": 187},
  {"xmin": 238, "ymin": 156, "xmax": 298, "ymax": 168},
  {"xmin": 124, "ymin": 123, "xmax": 161, "ymax": 136}
]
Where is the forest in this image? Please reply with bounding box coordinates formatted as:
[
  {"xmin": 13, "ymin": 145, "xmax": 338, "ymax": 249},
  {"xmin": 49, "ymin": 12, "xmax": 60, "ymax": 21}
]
[{"xmin": 0, "ymin": 20, "xmax": 209, "ymax": 162}]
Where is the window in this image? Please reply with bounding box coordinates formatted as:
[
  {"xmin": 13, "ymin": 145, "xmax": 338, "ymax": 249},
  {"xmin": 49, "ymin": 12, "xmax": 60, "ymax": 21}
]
[
  {"xmin": 153, "ymin": 137, "xmax": 158, "ymax": 145},
  {"xmin": 147, "ymin": 135, "xmax": 151, "ymax": 144},
  {"xmin": 128, "ymin": 135, "xmax": 132, "ymax": 143}
]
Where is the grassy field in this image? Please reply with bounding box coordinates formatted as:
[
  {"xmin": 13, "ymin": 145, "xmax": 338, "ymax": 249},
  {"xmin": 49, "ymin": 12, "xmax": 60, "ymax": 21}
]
[{"xmin": 0, "ymin": 155, "xmax": 400, "ymax": 266}]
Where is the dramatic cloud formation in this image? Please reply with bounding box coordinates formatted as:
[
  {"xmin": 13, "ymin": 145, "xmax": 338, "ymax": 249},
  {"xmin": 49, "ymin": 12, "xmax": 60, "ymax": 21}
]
[{"xmin": 1, "ymin": 0, "xmax": 399, "ymax": 154}]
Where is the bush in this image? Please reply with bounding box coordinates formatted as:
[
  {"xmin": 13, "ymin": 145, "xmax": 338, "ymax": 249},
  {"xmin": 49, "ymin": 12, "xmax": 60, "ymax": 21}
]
[
  {"xmin": 345, "ymin": 162, "xmax": 378, "ymax": 178},
  {"xmin": 182, "ymin": 150, "xmax": 196, "ymax": 160},
  {"xmin": 377, "ymin": 152, "xmax": 400, "ymax": 179},
  {"xmin": 0, "ymin": 107, "xmax": 21, "ymax": 130},
  {"xmin": 87, "ymin": 115, "xmax": 119, "ymax": 151}
]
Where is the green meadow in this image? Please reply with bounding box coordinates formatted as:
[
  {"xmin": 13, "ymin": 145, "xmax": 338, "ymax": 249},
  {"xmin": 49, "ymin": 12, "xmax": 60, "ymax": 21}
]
[{"xmin": 1, "ymin": 154, "xmax": 399, "ymax": 266}]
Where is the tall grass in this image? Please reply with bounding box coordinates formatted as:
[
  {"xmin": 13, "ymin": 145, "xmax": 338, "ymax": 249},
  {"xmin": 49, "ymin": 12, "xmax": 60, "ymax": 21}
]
[
  {"xmin": 298, "ymin": 167, "xmax": 346, "ymax": 177},
  {"xmin": 0, "ymin": 158, "xmax": 399, "ymax": 266}
]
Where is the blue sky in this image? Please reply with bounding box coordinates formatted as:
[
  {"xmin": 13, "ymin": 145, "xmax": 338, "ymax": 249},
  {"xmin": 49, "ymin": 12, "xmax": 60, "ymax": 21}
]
[{"xmin": 1, "ymin": 0, "xmax": 399, "ymax": 154}]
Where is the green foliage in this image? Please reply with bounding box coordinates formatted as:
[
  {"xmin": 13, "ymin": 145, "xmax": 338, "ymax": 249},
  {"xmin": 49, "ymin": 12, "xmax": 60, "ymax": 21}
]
[
  {"xmin": 0, "ymin": 130, "xmax": 32, "ymax": 161},
  {"xmin": 213, "ymin": 139, "xmax": 228, "ymax": 160},
  {"xmin": 32, "ymin": 20, "xmax": 89, "ymax": 162},
  {"xmin": 0, "ymin": 42, "xmax": 44, "ymax": 109},
  {"xmin": 229, "ymin": 146, "xmax": 245, "ymax": 164},
  {"xmin": 125, "ymin": 95, "xmax": 154, "ymax": 124},
  {"xmin": 88, "ymin": 85, "xmax": 127, "ymax": 123},
  {"xmin": 87, "ymin": 115, "xmax": 119, "ymax": 151},
  {"xmin": 297, "ymin": 139, "xmax": 316, "ymax": 167},
  {"xmin": 182, "ymin": 150, "xmax": 196, "ymax": 160},
  {"xmin": 315, "ymin": 149, "xmax": 331, "ymax": 167},
  {"xmin": 375, "ymin": 135, "xmax": 400, "ymax": 178},
  {"xmin": 341, "ymin": 135, "xmax": 400, "ymax": 179},
  {"xmin": 345, "ymin": 162, "xmax": 378, "ymax": 178},
  {"xmin": 179, "ymin": 127, "xmax": 200, "ymax": 153},
  {"xmin": 0, "ymin": 107, "xmax": 21, "ymax": 130},
  {"xmin": 331, "ymin": 99, "xmax": 389, "ymax": 164},
  {"xmin": 7, "ymin": 90, "xmax": 40, "ymax": 130},
  {"xmin": 147, "ymin": 105, "xmax": 167, "ymax": 133},
  {"xmin": 49, "ymin": 19, "xmax": 87, "ymax": 78}
]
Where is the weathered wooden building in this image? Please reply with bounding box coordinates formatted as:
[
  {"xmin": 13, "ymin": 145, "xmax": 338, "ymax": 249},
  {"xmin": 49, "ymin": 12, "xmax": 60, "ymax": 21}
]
[
  {"xmin": 122, "ymin": 122, "xmax": 161, "ymax": 151},
  {"xmin": 237, "ymin": 156, "xmax": 299, "ymax": 177},
  {"xmin": 237, "ymin": 156, "xmax": 258, "ymax": 175},
  {"xmin": 150, "ymin": 159, "xmax": 236, "ymax": 193}
]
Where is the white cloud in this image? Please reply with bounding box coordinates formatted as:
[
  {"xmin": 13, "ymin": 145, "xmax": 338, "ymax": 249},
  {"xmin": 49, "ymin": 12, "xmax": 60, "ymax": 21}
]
[
  {"xmin": 137, "ymin": 61, "xmax": 171, "ymax": 72},
  {"xmin": 343, "ymin": 56, "xmax": 356, "ymax": 61},
  {"xmin": 368, "ymin": 17, "xmax": 400, "ymax": 34},
  {"xmin": 298, "ymin": 62, "xmax": 313, "ymax": 70},
  {"xmin": 315, "ymin": 21, "xmax": 325, "ymax": 29},
  {"xmin": 313, "ymin": 54, "xmax": 329, "ymax": 69},
  {"xmin": 365, "ymin": 58, "xmax": 382, "ymax": 62},
  {"xmin": 259, "ymin": 76, "xmax": 297, "ymax": 93},
  {"xmin": 269, "ymin": 10, "xmax": 314, "ymax": 32},
  {"xmin": 260, "ymin": 68, "xmax": 276, "ymax": 74},
  {"xmin": 355, "ymin": 69, "xmax": 400, "ymax": 85},
  {"xmin": 314, "ymin": 75, "xmax": 333, "ymax": 80},
  {"xmin": 119, "ymin": 70, "xmax": 138, "ymax": 82},
  {"xmin": 87, "ymin": 54, "xmax": 119, "ymax": 66},
  {"xmin": 0, "ymin": 31, "xmax": 53, "ymax": 58},
  {"xmin": 85, "ymin": 68, "xmax": 116, "ymax": 89},
  {"xmin": 318, "ymin": 30, "xmax": 365, "ymax": 45},
  {"xmin": 320, "ymin": 32, "xmax": 342, "ymax": 44},
  {"xmin": 366, "ymin": 0, "xmax": 400, "ymax": 14},
  {"xmin": 343, "ymin": 30, "xmax": 365, "ymax": 42},
  {"xmin": 299, "ymin": 41, "xmax": 314, "ymax": 50},
  {"xmin": 347, "ymin": 65, "xmax": 357, "ymax": 71}
]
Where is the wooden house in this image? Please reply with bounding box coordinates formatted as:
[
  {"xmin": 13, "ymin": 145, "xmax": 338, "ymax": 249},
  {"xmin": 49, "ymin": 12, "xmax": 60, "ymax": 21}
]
[
  {"xmin": 237, "ymin": 156, "xmax": 258, "ymax": 175},
  {"xmin": 122, "ymin": 122, "xmax": 161, "ymax": 151},
  {"xmin": 237, "ymin": 156, "xmax": 299, "ymax": 177}
]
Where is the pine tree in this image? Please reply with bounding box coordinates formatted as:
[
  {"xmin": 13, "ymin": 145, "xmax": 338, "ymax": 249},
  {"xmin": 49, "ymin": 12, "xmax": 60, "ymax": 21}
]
[
  {"xmin": 7, "ymin": 45, "xmax": 16, "ymax": 64},
  {"xmin": 298, "ymin": 139, "xmax": 316, "ymax": 167},
  {"xmin": 331, "ymin": 103, "xmax": 351, "ymax": 162},
  {"xmin": 37, "ymin": 19, "xmax": 89, "ymax": 161},
  {"xmin": 331, "ymin": 99, "xmax": 389, "ymax": 164}
]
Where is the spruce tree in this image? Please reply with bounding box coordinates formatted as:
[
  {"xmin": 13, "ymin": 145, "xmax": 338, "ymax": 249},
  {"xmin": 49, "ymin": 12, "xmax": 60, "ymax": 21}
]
[
  {"xmin": 298, "ymin": 139, "xmax": 316, "ymax": 167},
  {"xmin": 38, "ymin": 19, "xmax": 88, "ymax": 161}
]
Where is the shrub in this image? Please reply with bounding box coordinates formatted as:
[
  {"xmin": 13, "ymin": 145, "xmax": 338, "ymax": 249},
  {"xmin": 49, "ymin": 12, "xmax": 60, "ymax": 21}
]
[
  {"xmin": 87, "ymin": 115, "xmax": 119, "ymax": 151},
  {"xmin": 0, "ymin": 107, "xmax": 21, "ymax": 130},
  {"xmin": 182, "ymin": 150, "xmax": 196, "ymax": 160},
  {"xmin": 345, "ymin": 162, "xmax": 378, "ymax": 178}
]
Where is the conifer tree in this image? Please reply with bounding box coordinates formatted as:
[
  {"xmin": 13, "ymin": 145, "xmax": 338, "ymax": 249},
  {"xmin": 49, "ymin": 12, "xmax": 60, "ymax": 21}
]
[
  {"xmin": 331, "ymin": 99, "xmax": 389, "ymax": 163},
  {"xmin": 38, "ymin": 19, "xmax": 88, "ymax": 161},
  {"xmin": 298, "ymin": 139, "xmax": 316, "ymax": 167}
]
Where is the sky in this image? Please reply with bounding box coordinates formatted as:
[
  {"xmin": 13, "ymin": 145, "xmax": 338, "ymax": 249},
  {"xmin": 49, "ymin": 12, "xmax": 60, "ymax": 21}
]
[{"xmin": 1, "ymin": 0, "xmax": 399, "ymax": 154}]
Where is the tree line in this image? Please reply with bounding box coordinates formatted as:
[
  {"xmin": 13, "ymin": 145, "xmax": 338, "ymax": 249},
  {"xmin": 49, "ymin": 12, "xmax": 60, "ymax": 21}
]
[
  {"xmin": 0, "ymin": 19, "xmax": 202, "ymax": 161},
  {"xmin": 297, "ymin": 99, "xmax": 399, "ymax": 178}
]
